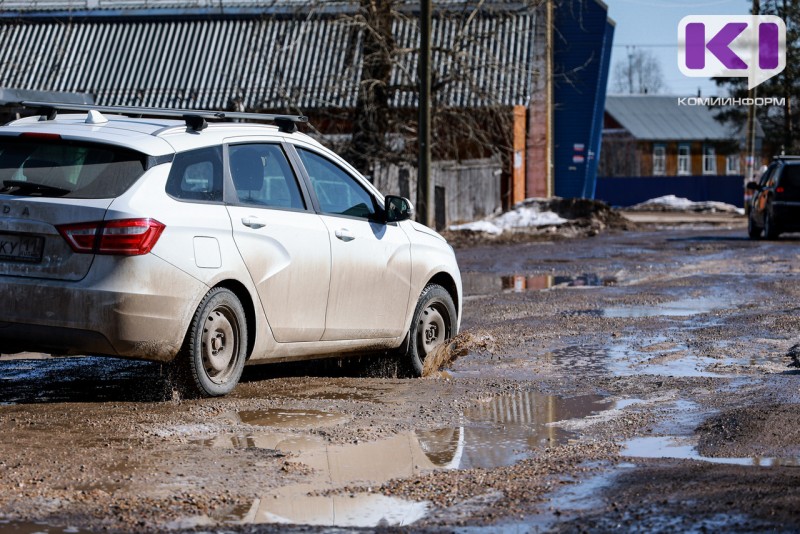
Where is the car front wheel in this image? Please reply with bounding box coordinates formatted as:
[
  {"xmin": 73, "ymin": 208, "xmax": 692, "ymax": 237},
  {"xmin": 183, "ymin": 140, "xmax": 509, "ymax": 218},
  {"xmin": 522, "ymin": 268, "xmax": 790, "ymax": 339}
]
[
  {"xmin": 177, "ymin": 287, "xmax": 248, "ymax": 397},
  {"xmin": 400, "ymin": 283, "xmax": 457, "ymax": 377}
]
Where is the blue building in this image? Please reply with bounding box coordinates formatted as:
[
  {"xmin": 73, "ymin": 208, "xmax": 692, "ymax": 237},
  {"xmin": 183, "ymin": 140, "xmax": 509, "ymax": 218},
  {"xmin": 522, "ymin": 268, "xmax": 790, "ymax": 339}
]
[{"xmin": 552, "ymin": 0, "xmax": 615, "ymax": 200}]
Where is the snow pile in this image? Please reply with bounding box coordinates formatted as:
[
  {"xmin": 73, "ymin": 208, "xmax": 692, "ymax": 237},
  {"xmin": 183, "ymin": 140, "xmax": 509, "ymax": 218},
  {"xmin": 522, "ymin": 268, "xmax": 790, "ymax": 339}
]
[
  {"xmin": 449, "ymin": 204, "xmax": 567, "ymax": 235},
  {"xmin": 631, "ymin": 195, "xmax": 744, "ymax": 215}
]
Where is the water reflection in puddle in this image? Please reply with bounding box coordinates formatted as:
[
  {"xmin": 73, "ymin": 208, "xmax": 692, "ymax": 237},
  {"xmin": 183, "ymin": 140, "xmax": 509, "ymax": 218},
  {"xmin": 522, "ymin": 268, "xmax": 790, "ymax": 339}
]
[
  {"xmin": 198, "ymin": 393, "xmax": 613, "ymax": 528},
  {"xmin": 460, "ymin": 393, "xmax": 612, "ymax": 468},
  {"xmin": 622, "ymin": 436, "xmax": 799, "ymax": 467}
]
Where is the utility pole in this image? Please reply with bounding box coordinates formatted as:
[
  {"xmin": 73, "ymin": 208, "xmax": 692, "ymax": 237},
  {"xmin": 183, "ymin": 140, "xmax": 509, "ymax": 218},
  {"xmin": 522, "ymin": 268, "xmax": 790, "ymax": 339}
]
[
  {"xmin": 745, "ymin": 0, "xmax": 759, "ymax": 183},
  {"xmin": 627, "ymin": 45, "xmax": 634, "ymax": 94},
  {"xmin": 417, "ymin": 0, "xmax": 433, "ymax": 227}
]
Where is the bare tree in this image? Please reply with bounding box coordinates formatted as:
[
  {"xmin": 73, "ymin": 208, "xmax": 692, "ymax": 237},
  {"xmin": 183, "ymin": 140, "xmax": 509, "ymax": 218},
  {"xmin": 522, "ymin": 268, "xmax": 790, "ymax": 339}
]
[
  {"xmin": 345, "ymin": 0, "xmax": 395, "ymax": 174},
  {"xmin": 612, "ymin": 48, "xmax": 665, "ymax": 94},
  {"xmin": 320, "ymin": 1, "xmax": 542, "ymax": 179}
]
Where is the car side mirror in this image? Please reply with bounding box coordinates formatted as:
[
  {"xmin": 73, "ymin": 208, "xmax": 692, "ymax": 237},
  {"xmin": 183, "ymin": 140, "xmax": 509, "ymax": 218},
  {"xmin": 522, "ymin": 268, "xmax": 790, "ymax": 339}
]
[
  {"xmin": 745, "ymin": 181, "xmax": 761, "ymax": 191},
  {"xmin": 385, "ymin": 195, "xmax": 414, "ymax": 223}
]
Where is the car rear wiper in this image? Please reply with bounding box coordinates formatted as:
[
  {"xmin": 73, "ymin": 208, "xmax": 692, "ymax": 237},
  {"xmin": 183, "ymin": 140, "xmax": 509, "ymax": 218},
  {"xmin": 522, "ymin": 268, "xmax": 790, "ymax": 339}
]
[{"xmin": 1, "ymin": 180, "xmax": 71, "ymax": 197}]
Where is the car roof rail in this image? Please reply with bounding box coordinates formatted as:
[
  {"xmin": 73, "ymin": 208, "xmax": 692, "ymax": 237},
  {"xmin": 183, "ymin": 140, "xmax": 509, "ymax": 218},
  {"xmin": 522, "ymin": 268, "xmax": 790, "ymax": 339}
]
[{"xmin": 19, "ymin": 101, "xmax": 308, "ymax": 134}]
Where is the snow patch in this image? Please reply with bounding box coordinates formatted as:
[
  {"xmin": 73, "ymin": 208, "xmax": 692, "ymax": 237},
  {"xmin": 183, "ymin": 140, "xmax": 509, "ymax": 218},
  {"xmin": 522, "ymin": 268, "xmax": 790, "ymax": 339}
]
[
  {"xmin": 632, "ymin": 195, "xmax": 744, "ymax": 215},
  {"xmin": 449, "ymin": 205, "xmax": 567, "ymax": 234}
]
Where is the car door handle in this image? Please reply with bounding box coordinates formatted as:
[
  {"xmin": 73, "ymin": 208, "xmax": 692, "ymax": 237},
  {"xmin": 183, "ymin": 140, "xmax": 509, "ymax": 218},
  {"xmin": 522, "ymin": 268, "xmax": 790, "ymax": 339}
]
[
  {"xmin": 241, "ymin": 216, "xmax": 266, "ymax": 229},
  {"xmin": 335, "ymin": 228, "xmax": 355, "ymax": 242}
]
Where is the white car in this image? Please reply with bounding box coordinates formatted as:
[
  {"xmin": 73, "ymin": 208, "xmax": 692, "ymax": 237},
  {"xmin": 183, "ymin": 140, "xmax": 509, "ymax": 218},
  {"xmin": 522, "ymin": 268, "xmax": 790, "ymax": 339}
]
[{"xmin": 0, "ymin": 102, "xmax": 461, "ymax": 396}]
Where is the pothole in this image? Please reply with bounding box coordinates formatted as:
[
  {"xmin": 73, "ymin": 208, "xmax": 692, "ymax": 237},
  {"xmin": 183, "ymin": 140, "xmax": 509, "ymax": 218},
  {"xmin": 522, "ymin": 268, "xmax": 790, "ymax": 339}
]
[
  {"xmin": 191, "ymin": 393, "xmax": 617, "ymax": 527},
  {"xmin": 603, "ymin": 296, "xmax": 730, "ymax": 318}
]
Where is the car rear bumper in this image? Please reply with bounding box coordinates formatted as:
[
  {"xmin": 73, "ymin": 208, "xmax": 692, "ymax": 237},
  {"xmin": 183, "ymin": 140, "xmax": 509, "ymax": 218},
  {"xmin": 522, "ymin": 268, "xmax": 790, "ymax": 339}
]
[{"xmin": 0, "ymin": 254, "xmax": 207, "ymax": 362}]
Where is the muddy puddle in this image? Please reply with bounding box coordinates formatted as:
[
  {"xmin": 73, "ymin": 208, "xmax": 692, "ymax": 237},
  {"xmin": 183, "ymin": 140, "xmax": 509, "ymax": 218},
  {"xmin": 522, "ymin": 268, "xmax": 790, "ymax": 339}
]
[
  {"xmin": 0, "ymin": 521, "xmax": 93, "ymax": 533},
  {"xmin": 479, "ymin": 338, "xmax": 727, "ymax": 379},
  {"xmin": 603, "ymin": 296, "xmax": 730, "ymax": 318},
  {"xmin": 622, "ymin": 436, "xmax": 800, "ymax": 467},
  {"xmin": 0, "ymin": 356, "xmax": 164, "ymax": 404},
  {"xmin": 187, "ymin": 393, "xmax": 614, "ymax": 527},
  {"xmin": 233, "ymin": 408, "xmax": 347, "ymax": 428},
  {"xmin": 499, "ymin": 463, "xmax": 632, "ymax": 533}
]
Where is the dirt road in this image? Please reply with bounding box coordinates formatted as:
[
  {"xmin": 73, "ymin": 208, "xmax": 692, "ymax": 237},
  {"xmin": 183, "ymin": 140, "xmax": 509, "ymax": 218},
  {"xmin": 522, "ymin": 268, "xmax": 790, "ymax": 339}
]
[{"xmin": 2, "ymin": 220, "xmax": 800, "ymax": 533}]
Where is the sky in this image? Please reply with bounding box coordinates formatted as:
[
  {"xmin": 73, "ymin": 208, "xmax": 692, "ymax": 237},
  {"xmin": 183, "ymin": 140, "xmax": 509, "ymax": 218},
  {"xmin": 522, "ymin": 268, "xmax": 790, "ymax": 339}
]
[{"xmin": 603, "ymin": 0, "xmax": 754, "ymax": 97}]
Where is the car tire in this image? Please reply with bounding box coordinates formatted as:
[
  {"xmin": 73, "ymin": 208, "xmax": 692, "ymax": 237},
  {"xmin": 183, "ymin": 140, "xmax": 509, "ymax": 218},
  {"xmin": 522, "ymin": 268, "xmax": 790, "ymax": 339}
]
[
  {"xmin": 399, "ymin": 284, "xmax": 457, "ymax": 377},
  {"xmin": 177, "ymin": 287, "xmax": 248, "ymax": 397},
  {"xmin": 764, "ymin": 210, "xmax": 780, "ymax": 240},
  {"xmin": 747, "ymin": 215, "xmax": 762, "ymax": 239}
]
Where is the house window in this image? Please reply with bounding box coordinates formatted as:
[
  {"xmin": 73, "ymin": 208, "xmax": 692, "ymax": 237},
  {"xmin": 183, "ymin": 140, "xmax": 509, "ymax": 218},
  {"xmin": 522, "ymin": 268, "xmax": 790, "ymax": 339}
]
[
  {"xmin": 653, "ymin": 145, "xmax": 666, "ymax": 176},
  {"xmin": 726, "ymin": 155, "xmax": 741, "ymax": 175},
  {"xmin": 703, "ymin": 146, "xmax": 717, "ymax": 175},
  {"xmin": 678, "ymin": 145, "xmax": 691, "ymax": 175}
]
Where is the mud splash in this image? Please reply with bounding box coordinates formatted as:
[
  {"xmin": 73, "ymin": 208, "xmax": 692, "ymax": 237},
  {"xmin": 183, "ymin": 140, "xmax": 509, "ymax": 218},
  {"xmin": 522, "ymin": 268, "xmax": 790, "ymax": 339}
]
[{"xmin": 422, "ymin": 332, "xmax": 495, "ymax": 377}]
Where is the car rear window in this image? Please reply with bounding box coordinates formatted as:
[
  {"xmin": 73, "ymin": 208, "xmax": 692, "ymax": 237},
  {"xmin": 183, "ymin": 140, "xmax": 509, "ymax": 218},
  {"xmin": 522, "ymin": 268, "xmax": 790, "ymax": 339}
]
[
  {"xmin": 0, "ymin": 137, "xmax": 147, "ymax": 198},
  {"xmin": 779, "ymin": 165, "xmax": 800, "ymax": 189}
]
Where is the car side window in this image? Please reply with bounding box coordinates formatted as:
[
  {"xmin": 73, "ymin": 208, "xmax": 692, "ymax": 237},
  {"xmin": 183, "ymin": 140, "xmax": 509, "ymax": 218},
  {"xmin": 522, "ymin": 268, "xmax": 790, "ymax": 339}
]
[
  {"xmin": 759, "ymin": 165, "xmax": 776, "ymax": 188},
  {"xmin": 165, "ymin": 146, "xmax": 223, "ymax": 202},
  {"xmin": 229, "ymin": 144, "xmax": 305, "ymax": 210},
  {"xmin": 296, "ymin": 148, "xmax": 377, "ymax": 219}
]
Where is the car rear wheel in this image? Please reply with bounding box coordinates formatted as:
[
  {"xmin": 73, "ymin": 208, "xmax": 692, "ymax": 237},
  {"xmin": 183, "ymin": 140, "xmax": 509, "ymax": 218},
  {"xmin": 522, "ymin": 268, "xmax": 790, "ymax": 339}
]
[
  {"xmin": 764, "ymin": 210, "xmax": 780, "ymax": 240},
  {"xmin": 177, "ymin": 287, "xmax": 248, "ymax": 397},
  {"xmin": 399, "ymin": 284, "xmax": 457, "ymax": 377},
  {"xmin": 747, "ymin": 214, "xmax": 762, "ymax": 239}
]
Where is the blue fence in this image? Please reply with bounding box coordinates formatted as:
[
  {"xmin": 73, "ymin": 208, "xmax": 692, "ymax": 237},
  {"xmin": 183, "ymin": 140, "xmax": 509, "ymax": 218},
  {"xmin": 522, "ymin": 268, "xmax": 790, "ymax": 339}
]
[{"xmin": 595, "ymin": 175, "xmax": 745, "ymax": 208}]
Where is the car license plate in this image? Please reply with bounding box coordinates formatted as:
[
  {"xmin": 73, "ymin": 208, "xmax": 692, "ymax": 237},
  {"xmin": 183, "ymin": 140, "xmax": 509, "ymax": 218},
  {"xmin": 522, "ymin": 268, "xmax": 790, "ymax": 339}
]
[{"xmin": 0, "ymin": 233, "xmax": 44, "ymax": 262}]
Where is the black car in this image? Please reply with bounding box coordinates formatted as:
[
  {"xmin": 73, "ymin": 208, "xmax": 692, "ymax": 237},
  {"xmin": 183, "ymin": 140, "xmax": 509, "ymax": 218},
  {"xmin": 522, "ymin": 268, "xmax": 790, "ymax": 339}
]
[{"xmin": 747, "ymin": 157, "xmax": 800, "ymax": 239}]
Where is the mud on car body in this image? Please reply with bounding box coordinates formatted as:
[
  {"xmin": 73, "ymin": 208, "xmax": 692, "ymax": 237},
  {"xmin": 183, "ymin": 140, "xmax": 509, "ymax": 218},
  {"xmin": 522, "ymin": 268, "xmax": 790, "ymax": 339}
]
[{"xmin": 0, "ymin": 102, "xmax": 462, "ymax": 397}]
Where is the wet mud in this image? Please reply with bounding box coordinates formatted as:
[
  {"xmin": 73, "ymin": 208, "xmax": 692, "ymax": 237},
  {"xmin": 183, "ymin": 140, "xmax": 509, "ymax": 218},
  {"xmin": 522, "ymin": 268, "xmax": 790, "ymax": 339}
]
[{"xmin": 3, "ymin": 223, "xmax": 800, "ymax": 532}]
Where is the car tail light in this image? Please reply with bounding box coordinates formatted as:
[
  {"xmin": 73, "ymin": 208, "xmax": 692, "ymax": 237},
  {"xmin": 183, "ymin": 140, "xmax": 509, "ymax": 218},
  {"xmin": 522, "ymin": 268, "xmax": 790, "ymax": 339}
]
[
  {"xmin": 57, "ymin": 218, "xmax": 165, "ymax": 256},
  {"xmin": 776, "ymin": 186, "xmax": 785, "ymax": 194}
]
